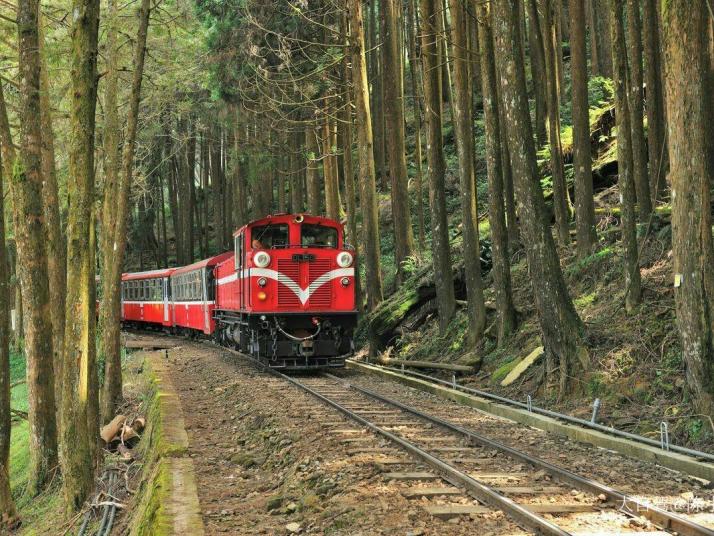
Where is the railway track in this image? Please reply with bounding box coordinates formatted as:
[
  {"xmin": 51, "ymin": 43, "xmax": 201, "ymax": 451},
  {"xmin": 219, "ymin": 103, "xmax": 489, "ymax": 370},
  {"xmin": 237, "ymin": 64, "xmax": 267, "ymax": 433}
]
[{"xmin": 261, "ymin": 366, "xmax": 714, "ymax": 535}]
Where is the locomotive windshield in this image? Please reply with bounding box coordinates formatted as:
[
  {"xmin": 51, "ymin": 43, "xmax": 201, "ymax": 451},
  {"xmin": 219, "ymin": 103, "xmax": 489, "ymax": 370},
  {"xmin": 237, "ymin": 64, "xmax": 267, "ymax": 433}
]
[
  {"xmin": 251, "ymin": 223, "xmax": 289, "ymax": 249},
  {"xmin": 301, "ymin": 224, "xmax": 338, "ymax": 248}
]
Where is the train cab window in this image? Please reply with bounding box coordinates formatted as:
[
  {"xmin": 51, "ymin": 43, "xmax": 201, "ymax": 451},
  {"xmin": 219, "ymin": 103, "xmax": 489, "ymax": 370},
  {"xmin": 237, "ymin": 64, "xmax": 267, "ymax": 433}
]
[
  {"xmin": 301, "ymin": 224, "xmax": 338, "ymax": 248},
  {"xmin": 250, "ymin": 224, "xmax": 289, "ymax": 249}
]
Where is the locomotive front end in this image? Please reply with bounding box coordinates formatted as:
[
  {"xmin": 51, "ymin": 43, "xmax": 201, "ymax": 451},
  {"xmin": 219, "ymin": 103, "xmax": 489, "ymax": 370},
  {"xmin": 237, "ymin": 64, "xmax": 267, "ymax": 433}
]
[{"xmin": 215, "ymin": 214, "xmax": 358, "ymax": 369}]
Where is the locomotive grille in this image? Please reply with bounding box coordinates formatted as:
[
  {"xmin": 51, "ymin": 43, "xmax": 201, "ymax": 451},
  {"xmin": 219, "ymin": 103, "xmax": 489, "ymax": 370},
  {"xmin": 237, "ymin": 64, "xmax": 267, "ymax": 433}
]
[
  {"xmin": 277, "ymin": 259, "xmax": 300, "ymax": 307},
  {"xmin": 308, "ymin": 259, "xmax": 332, "ymax": 308}
]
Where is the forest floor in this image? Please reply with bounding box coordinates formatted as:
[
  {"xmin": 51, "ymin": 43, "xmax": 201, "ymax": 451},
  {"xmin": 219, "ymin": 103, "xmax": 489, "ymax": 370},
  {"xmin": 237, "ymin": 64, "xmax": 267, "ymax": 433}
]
[
  {"xmin": 123, "ymin": 335, "xmax": 714, "ymax": 534},
  {"xmin": 157, "ymin": 340, "xmax": 490, "ymax": 535}
]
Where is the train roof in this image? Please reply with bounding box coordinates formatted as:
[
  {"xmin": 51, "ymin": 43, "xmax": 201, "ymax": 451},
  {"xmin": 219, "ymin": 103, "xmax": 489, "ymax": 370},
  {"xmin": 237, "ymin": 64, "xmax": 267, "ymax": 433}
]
[
  {"xmin": 171, "ymin": 251, "xmax": 234, "ymax": 276},
  {"xmin": 122, "ymin": 268, "xmax": 176, "ymax": 281},
  {"xmin": 233, "ymin": 213, "xmax": 343, "ymax": 237}
]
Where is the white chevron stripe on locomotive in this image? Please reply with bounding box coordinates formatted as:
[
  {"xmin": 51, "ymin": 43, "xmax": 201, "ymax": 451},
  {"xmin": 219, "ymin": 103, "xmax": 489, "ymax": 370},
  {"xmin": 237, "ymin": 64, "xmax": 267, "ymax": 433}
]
[{"xmin": 216, "ymin": 267, "xmax": 354, "ymax": 305}]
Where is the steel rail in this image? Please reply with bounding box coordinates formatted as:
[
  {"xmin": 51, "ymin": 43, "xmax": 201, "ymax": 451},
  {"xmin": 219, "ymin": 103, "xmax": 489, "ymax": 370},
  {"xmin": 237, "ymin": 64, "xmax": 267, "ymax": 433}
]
[
  {"xmin": 277, "ymin": 371, "xmax": 572, "ymax": 536},
  {"xmin": 326, "ymin": 373, "xmax": 714, "ymax": 536},
  {"xmin": 353, "ymin": 361, "xmax": 714, "ymax": 464}
]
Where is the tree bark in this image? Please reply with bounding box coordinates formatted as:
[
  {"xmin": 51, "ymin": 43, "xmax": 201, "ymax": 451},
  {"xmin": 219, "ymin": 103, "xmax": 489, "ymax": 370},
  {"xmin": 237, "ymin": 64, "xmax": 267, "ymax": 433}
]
[
  {"xmin": 101, "ymin": 0, "xmax": 151, "ymax": 425},
  {"xmin": 382, "ymin": 0, "xmax": 415, "ymax": 286},
  {"xmin": 663, "ymin": 0, "xmax": 714, "ymax": 415},
  {"xmin": 494, "ymin": 0, "xmax": 588, "ymax": 396},
  {"xmin": 594, "ymin": 0, "xmax": 613, "ymax": 77},
  {"xmin": 0, "ymin": 130, "xmax": 16, "ymax": 528},
  {"xmin": 306, "ymin": 125, "xmax": 321, "ymax": 215},
  {"xmin": 478, "ymin": 0, "xmax": 517, "ymax": 344},
  {"xmin": 526, "ymin": 0, "xmax": 548, "ymax": 146},
  {"xmin": 569, "ymin": 0, "xmax": 597, "ymax": 258},
  {"xmin": 625, "ymin": 0, "xmax": 652, "ymax": 219},
  {"xmin": 541, "ymin": 0, "xmax": 571, "ymax": 245},
  {"xmin": 322, "ymin": 117, "xmax": 341, "ymax": 220},
  {"xmin": 449, "ymin": 0, "xmax": 486, "ymax": 347},
  {"xmin": 610, "ymin": 0, "xmax": 641, "ymax": 312},
  {"xmin": 211, "ymin": 125, "xmax": 225, "ymax": 252},
  {"xmin": 39, "ymin": 14, "xmax": 65, "ymax": 407},
  {"xmin": 643, "ymin": 0, "xmax": 666, "ymax": 201},
  {"xmin": 406, "ymin": 0, "xmax": 426, "ymax": 250},
  {"xmin": 347, "ymin": 0, "xmax": 383, "ymax": 311},
  {"xmin": 419, "ymin": 0, "xmax": 456, "ymax": 333},
  {"xmin": 12, "ymin": 0, "xmax": 58, "ymax": 494},
  {"xmin": 60, "ymin": 0, "xmax": 101, "ymax": 510}
]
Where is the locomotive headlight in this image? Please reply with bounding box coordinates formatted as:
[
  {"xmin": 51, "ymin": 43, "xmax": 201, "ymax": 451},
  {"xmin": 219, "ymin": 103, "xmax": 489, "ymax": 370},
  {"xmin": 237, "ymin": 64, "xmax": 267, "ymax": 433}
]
[
  {"xmin": 336, "ymin": 251, "xmax": 353, "ymax": 268},
  {"xmin": 341, "ymin": 277, "xmax": 350, "ymax": 287},
  {"xmin": 254, "ymin": 251, "xmax": 271, "ymax": 268},
  {"xmin": 257, "ymin": 277, "xmax": 267, "ymax": 287}
]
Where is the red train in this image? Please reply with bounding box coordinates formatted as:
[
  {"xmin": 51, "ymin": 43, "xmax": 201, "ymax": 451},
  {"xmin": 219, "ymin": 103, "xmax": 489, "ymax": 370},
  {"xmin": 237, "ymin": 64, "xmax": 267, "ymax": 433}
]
[{"xmin": 120, "ymin": 214, "xmax": 357, "ymax": 369}]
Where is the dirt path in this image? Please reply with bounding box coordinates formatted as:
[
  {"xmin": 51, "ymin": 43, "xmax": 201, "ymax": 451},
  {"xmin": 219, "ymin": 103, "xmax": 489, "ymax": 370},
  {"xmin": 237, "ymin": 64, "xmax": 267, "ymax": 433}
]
[{"xmin": 161, "ymin": 341, "xmax": 514, "ymax": 535}]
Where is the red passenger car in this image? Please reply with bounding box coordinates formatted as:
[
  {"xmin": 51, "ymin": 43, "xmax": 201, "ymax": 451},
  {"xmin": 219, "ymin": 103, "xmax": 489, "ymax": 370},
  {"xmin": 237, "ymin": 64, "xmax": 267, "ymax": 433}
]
[
  {"xmin": 213, "ymin": 214, "xmax": 357, "ymax": 368},
  {"xmin": 121, "ymin": 268, "xmax": 176, "ymax": 327},
  {"xmin": 170, "ymin": 252, "xmax": 232, "ymax": 334}
]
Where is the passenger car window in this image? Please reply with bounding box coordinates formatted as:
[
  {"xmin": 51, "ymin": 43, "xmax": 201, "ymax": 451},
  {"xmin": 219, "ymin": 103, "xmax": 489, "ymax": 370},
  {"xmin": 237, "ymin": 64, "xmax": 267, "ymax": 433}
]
[
  {"xmin": 250, "ymin": 224, "xmax": 289, "ymax": 249},
  {"xmin": 301, "ymin": 224, "xmax": 338, "ymax": 248}
]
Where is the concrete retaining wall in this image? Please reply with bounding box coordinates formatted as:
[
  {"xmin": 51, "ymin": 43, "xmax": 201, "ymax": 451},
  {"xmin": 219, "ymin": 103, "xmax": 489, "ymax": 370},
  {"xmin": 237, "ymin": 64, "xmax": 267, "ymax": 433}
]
[{"xmin": 128, "ymin": 351, "xmax": 205, "ymax": 536}]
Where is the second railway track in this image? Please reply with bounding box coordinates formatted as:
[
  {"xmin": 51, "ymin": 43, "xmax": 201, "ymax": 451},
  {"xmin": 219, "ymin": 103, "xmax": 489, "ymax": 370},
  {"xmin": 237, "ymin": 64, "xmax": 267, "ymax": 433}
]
[{"xmin": 257, "ymin": 362, "xmax": 714, "ymax": 535}]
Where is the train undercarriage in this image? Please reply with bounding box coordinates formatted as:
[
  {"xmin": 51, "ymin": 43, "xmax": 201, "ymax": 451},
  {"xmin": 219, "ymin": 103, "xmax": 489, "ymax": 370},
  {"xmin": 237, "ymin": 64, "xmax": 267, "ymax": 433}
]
[{"xmin": 213, "ymin": 310, "xmax": 357, "ymax": 370}]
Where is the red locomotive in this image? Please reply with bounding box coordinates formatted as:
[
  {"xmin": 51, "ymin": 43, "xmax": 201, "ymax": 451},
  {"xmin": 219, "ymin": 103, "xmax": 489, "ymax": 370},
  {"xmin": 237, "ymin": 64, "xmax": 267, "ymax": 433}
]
[{"xmin": 121, "ymin": 214, "xmax": 357, "ymax": 369}]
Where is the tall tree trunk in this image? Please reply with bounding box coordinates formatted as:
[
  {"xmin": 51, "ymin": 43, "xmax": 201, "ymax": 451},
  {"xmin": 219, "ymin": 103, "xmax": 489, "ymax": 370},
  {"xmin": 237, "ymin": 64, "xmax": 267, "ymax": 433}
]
[
  {"xmin": 643, "ymin": 0, "xmax": 666, "ymax": 201},
  {"xmin": 570, "ymin": 0, "xmax": 597, "ymax": 258},
  {"xmin": 347, "ymin": 0, "xmax": 383, "ymax": 311},
  {"xmin": 588, "ymin": 0, "xmax": 600, "ymax": 75},
  {"xmin": 595, "ymin": 0, "xmax": 613, "ymax": 77},
  {"xmin": 101, "ymin": 0, "xmax": 151, "ymax": 424},
  {"xmin": 406, "ymin": 0, "xmax": 426, "ymax": 250},
  {"xmin": 0, "ymin": 138, "xmax": 16, "ymax": 529},
  {"xmin": 478, "ymin": 0, "xmax": 517, "ymax": 344},
  {"xmin": 12, "ymin": 0, "xmax": 58, "ymax": 494},
  {"xmin": 494, "ymin": 0, "xmax": 588, "ymax": 396},
  {"xmin": 100, "ymin": 0, "xmax": 121, "ymax": 420},
  {"xmin": 322, "ymin": 117, "xmax": 341, "ymax": 220},
  {"xmin": 60, "ymin": 0, "xmax": 101, "ymax": 509},
  {"xmin": 625, "ymin": 0, "xmax": 652, "ymax": 219},
  {"xmin": 200, "ymin": 131, "xmax": 210, "ymax": 257},
  {"xmin": 186, "ymin": 122, "xmax": 196, "ymax": 259},
  {"xmin": 541, "ymin": 0, "xmax": 571, "ymax": 245},
  {"xmin": 449, "ymin": 0, "xmax": 485, "ymax": 347},
  {"xmin": 39, "ymin": 14, "xmax": 65, "ymax": 407},
  {"xmin": 382, "ymin": 0, "xmax": 415, "ymax": 285},
  {"xmin": 610, "ymin": 0, "xmax": 641, "ymax": 312},
  {"xmin": 211, "ymin": 126, "xmax": 225, "ymax": 251},
  {"xmin": 306, "ymin": 125, "xmax": 321, "ymax": 215},
  {"xmin": 419, "ymin": 0, "xmax": 456, "ymax": 332},
  {"xmin": 663, "ymin": 0, "xmax": 714, "ymax": 415},
  {"xmin": 527, "ymin": 0, "xmax": 548, "ymax": 146},
  {"xmin": 289, "ymin": 129, "xmax": 304, "ymax": 214}
]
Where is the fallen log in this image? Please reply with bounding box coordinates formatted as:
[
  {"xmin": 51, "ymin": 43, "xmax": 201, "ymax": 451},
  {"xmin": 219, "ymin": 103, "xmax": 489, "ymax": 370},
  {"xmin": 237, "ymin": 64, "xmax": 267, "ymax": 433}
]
[
  {"xmin": 132, "ymin": 416, "xmax": 146, "ymax": 433},
  {"xmin": 101, "ymin": 415, "xmax": 127, "ymax": 444},
  {"xmin": 377, "ymin": 356, "xmax": 474, "ymax": 373}
]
